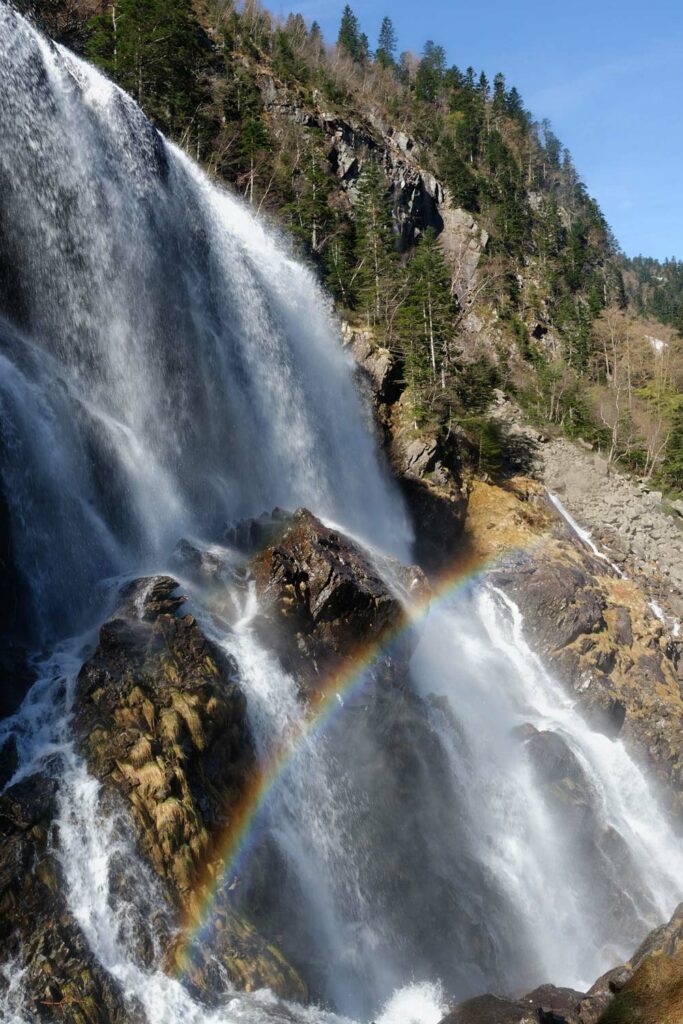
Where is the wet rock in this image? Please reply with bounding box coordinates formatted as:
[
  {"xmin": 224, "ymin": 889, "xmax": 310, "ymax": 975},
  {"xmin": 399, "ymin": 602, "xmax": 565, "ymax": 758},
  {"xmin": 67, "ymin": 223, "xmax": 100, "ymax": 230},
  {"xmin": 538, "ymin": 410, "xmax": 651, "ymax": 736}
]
[
  {"xmin": 523, "ymin": 730, "xmax": 595, "ymax": 832},
  {"xmin": 439, "ymin": 983, "xmax": 614, "ymax": 1024},
  {"xmin": 389, "ymin": 422, "xmax": 469, "ymax": 572},
  {"xmin": 439, "ymin": 985, "xmax": 590, "ymax": 1024},
  {"xmin": 172, "ymin": 538, "xmax": 232, "ymax": 580},
  {"xmin": 581, "ymin": 692, "xmax": 626, "ymax": 739},
  {"xmin": 439, "ymin": 993, "xmax": 537, "ymax": 1024},
  {"xmin": 0, "ymin": 732, "xmax": 18, "ymax": 788},
  {"xmin": 399, "ymin": 474, "xmax": 468, "ymax": 571},
  {"xmin": 224, "ymin": 507, "xmax": 290, "ymax": 555},
  {"xmin": 495, "ymin": 559, "xmax": 606, "ymax": 654},
  {"xmin": 342, "ymin": 321, "xmax": 469, "ymax": 572},
  {"xmin": 0, "ymin": 772, "xmax": 137, "ymax": 1023},
  {"xmin": 477, "ymin": 489, "xmax": 683, "ymax": 815},
  {"xmin": 440, "ymin": 903, "xmax": 683, "ymax": 1024},
  {"xmin": 74, "ymin": 574, "xmax": 306, "ymax": 1001},
  {"xmin": 0, "ymin": 482, "xmax": 35, "ymax": 719},
  {"xmin": 10, "ymin": 0, "xmax": 104, "ymax": 52},
  {"xmin": 249, "ymin": 507, "xmax": 427, "ymax": 692},
  {"xmin": 525, "ymin": 730, "xmax": 588, "ymax": 789},
  {"xmin": 525, "ymin": 986, "xmax": 586, "ymax": 1014}
]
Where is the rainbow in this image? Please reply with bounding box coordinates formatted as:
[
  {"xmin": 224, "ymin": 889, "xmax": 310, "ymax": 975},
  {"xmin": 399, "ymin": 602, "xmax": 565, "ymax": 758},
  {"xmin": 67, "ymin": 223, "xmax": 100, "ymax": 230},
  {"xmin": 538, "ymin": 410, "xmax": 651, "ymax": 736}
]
[{"xmin": 173, "ymin": 542, "xmax": 531, "ymax": 977}]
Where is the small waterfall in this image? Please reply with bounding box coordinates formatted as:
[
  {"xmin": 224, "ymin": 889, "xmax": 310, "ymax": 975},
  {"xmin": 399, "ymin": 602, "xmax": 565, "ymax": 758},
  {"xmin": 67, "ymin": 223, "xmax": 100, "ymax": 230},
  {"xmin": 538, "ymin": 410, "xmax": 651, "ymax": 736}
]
[{"xmin": 1, "ymin": 6, "xmax": 682, "ymax": 1024}]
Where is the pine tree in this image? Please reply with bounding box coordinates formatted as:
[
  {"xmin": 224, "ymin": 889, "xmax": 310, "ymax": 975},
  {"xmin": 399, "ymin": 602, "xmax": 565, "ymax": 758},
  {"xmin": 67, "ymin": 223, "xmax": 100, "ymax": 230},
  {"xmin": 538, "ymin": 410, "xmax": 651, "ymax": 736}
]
[
  {"xmin": 284, "ymin": 141, "xmax": 332, "ymax": 255},
  {"xmin": 86, "ymin": 0, "xmax": 209, "ymax": 137},
  {"xmin": 662, "ymin": 405, "xmax": 683, "ymax": 492},
  {"xmin": 492, "ymin": 72, "xmax": 506, "ymax": 118},
  {"xmin": 399, "ymin": 228, "xmax": 459, "ymax": 403},
  {"xmin": 353, "ymin": 161, "xmax": 397, "ymax": 330},
  {"xmin": 337, "ymin": 5, "xmax": 362, "ymax": 61},
  {"xmin": 324, "ymin": 228, "xmax": 356, "ymax": 307},
  {"xmin": 397, "ymin": 51, "xmax": 412, "ymax": 86},
  {"xmin": 375, "ymin": 16, "xmax": 396, "ymax": 69},
  {"xmin": 440, "ymin": 140, "xmax": 479, "ymax": 211},
  {"xmin": 415, "ymin": 40, "xmax": 446, "ymax": 102},
  {"xmin": 506, "ymin": 86, "xmax": 525, "ymax": 122},
  {"xmin": 310, "ymin": 20, "xmax": 322, "ymax": 44}
]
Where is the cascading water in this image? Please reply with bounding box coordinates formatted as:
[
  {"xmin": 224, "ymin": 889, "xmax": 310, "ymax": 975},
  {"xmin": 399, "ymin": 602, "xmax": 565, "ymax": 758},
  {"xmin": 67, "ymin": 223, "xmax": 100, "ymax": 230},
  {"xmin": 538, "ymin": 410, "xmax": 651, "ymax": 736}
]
[
  {"xmin": 1, "ymin": 6, "xmax": 682, "ymax": 1024},
  {"xmin": 0, "ymin": 3, "xmax": 411, "ymax": 641}
]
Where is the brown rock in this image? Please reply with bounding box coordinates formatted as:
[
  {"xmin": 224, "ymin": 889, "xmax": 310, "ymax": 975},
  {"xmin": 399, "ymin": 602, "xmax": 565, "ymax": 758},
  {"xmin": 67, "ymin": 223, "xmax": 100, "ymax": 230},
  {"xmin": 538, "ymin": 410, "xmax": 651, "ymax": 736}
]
[
  {"xmin": 250, "ymin": 507, "xmax": 427, "ymax": 693},
  {"xmin": 0, "ymin": 773, "xmax": 137, "ymax": 1023},
  {"xmin": 74, "ymin": 574, "xmax": 306, "ymax": 1001}
]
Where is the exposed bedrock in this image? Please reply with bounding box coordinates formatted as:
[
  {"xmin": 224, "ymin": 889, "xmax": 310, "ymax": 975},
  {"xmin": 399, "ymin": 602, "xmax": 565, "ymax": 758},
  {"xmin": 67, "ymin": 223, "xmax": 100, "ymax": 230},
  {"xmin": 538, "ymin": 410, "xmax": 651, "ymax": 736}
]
[
  {"xmin": 343, "ymin": 323, "xmax": 470, "ymax": 573},
  {"xmin": 72, "ymin": 573, "xmax": 306, "ymax": 1001},
  {"xmin": 0, "ymin": 772, "xmax": 137, "ymax": 1023}
]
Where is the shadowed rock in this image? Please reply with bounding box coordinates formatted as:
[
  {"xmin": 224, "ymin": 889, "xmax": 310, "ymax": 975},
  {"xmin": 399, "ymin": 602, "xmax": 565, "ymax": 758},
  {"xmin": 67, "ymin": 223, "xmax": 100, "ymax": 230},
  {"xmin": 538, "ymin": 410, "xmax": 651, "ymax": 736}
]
[{"xmin": 249, "ymin": 507, "xmax": 428, "ymax": 693}]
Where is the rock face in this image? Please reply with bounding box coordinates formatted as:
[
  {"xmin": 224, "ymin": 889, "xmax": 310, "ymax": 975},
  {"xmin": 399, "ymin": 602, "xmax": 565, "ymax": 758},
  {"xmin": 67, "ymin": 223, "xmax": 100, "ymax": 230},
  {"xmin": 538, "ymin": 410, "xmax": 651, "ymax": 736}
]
[
  {"xmin": 461, "ymin": 476, "xmax": 683, "ymax": 817},
  {"xmin": 0, "ymin": 773, "xmax": 135, "ymax": 1023},
  {"xmin": 495, "ymin": 542, "xmax": 683, "ymax": 814},
  {"xmin": 542, "ymin": 437, "xmax": 683, "ymax": 625},
  {"xmin": 439, "ymin": 204, "xmax": 489, "ymax": 302},
  {"xmin": 73, "ymin": 574, "xmax": 306, "ymax": 1000},
  {"xmin": 249, "ymin": 507, "xmax": 427, "ymax": 691},
  {"xmin": 341, "ymin": 321, "xmax": 470, "ymax": 572},
  {"xmin": 388, "ymin": 416, "xmax": 470, "ymax": 572},
  {"xmin": 259, "ymin": 73, "xmax": 455, "ymax": 254}
]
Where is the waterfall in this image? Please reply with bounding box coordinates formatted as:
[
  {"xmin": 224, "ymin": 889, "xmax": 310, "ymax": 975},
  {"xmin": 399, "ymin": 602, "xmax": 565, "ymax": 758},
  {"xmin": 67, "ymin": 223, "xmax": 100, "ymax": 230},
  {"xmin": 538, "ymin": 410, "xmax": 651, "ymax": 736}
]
[
  {"xmin": 0, "ymin": 2, "xmax": 411, "ymax": 641},
  {"xmin": 1, "ymin": 6, "xmax": 682, "ymax": 1024}
]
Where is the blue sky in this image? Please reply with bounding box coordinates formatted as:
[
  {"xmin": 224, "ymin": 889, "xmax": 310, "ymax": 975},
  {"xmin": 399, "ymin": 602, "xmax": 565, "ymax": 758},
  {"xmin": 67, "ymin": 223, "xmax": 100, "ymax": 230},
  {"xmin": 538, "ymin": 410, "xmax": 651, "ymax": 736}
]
[{"xmin": 276, "ymin": 0, "xmax": 683, "ymax": 261}]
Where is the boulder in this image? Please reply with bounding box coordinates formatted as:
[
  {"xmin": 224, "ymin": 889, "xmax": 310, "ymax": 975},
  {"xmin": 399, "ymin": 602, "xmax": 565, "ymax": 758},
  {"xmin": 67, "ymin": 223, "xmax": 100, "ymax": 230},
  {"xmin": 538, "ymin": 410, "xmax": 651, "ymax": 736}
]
[
  {"xmin": 438, "ymin": 985, "xmax": 591, "ymax": 1024},
  {"xmin": 73, "ymin": 574, "xmax": 306, "ymax": 1000},
  {"xmin": 249, "ymin": 507, "xmax": 427, "ymax": 692},
  {"xmin": 439, "ymin": 993, "xmax": 537, "ymax": 1024}
]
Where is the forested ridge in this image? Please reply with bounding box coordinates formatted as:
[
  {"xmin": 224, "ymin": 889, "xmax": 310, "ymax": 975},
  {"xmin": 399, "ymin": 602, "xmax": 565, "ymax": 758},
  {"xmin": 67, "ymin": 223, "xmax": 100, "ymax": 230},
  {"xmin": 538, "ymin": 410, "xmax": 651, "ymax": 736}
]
[{"xmin": 14, "ymin": 0, "xmax": 683, "ymax": 494}]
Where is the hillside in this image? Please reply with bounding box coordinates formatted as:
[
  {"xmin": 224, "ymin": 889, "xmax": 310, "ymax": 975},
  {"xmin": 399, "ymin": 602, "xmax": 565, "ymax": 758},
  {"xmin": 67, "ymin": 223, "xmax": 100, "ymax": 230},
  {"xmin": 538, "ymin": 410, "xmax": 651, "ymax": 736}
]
[{"xmin": 13, "ymin": 0, "xmax": 683, "ymax": 497}]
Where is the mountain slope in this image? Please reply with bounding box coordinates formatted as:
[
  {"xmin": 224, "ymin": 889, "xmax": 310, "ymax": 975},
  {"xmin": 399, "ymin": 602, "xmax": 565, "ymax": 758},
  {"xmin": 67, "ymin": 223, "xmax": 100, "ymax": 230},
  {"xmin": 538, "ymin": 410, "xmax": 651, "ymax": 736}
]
[{"xmin": 13, "ymin": 0, "xmax": 683, "ymax": 497}]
